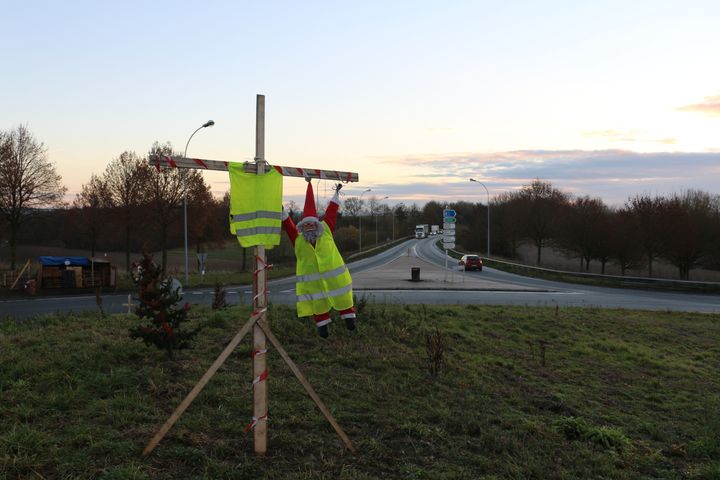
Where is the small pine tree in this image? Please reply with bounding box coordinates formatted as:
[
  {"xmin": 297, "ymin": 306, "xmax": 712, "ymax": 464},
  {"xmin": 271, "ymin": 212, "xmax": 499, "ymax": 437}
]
[
  {"xmin": 129, "ymin": 253, "xmax": 200, "ymax": 358},
  {"xmin": 212, "ymin": 281, "xmax": 228, "ymax": 310}
]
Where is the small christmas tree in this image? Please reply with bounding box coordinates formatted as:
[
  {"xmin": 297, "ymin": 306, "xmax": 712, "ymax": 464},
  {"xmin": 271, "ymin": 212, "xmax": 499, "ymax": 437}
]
[{"xmin": 129, "ymin": 253, "xmax": 200, "ymax": 358}]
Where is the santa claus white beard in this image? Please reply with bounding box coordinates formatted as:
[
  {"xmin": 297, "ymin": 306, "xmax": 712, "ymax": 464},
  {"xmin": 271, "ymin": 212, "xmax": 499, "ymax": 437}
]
[
  {"xmin": 297, "ymin": 217, "xmax": 325, "ymax": 244},
  {"xmin": 302, "ymin": 229, "xmax": 319, "ymax": 243}
]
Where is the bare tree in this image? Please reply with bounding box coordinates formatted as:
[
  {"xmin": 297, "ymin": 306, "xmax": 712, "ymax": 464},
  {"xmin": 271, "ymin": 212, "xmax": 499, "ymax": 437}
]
[
  {"xmin": 146, "ymin": 141, "xmax": 209, "ymax": 273},
  {"xmin": 493, "ymin": 193, "xmax": 525, "ymax": 259},
  {"xmin": 72, "ymin": 174, "xmax": 111, "ymax": 257},
  {"xmin": 626, "ymin": 195, "xmax": 667, "ymax": 277},
  {"xmin": 343, "ymin": 197, "xmax": 364, "ymax": 217},
  {"xmin": 556, "ymin": 196, "xmax": 610, "ymax": 271},
  {"xmin": 0, "ymin": 125, "xmax": 66, "ymax": 269},
  {"xmin": 513, "ymin": 179, "xmax": 570, "ymax": 265},
  {"xmin": 608, "ymin": 209, "xmax": 643, "ymax": 275},
  {"xmin": 661, "ymin": 190, "xmax": 716, "ymax": 280},
  {"xmin": 104, "ymin": 151, "xmax": 146, "ymax": 272}
]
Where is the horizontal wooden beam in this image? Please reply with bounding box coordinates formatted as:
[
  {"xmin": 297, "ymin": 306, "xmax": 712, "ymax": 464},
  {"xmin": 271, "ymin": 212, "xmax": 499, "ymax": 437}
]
[{"xmin": 150, "ymin": 155, "xmax": 359, "ymax": 183}]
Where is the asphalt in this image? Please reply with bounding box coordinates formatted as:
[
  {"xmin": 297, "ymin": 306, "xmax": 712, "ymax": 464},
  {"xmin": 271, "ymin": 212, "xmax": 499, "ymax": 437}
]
[{"xmin": 351, "ymin": 250, "xmax": 536, "ymax": 291}]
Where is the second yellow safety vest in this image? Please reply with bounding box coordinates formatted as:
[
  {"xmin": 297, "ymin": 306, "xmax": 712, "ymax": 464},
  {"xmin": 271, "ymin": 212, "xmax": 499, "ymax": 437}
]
[
  {"xmin": 228, "ymin": 164, "xmax": 283, "ymax": 249},
  {"xmin": 295, "ymin": 222, "xmax": 353, "ymax": 317}
]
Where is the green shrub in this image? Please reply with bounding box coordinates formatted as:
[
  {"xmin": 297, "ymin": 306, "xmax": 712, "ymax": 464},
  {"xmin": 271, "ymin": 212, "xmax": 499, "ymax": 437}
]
[{"xmin": 556, "ymin": 416, "xmax": 631, "ymax": 451}]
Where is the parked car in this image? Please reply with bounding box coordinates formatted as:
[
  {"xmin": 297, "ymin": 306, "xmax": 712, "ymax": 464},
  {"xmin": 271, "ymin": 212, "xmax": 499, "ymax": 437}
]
[{"xmin": 459, "ymin": 254, "xmax": 483, "ymax": 271}]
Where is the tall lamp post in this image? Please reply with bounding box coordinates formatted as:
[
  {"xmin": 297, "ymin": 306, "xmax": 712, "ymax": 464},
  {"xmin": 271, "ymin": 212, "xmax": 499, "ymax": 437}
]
[
  {"xmin": 375, "ymin": 196, "xmax": 389, "ymax": 245},
  {"xmin": 358, "ymin": 188, "xmax": 371, "ymax": 251},
  {"xmin": 469, "ymin": 178, "xmax": 490, "ymax": 258},
  {"xmin": 183, "ymin": 120, "xmax": 215, "ymax": 284}
]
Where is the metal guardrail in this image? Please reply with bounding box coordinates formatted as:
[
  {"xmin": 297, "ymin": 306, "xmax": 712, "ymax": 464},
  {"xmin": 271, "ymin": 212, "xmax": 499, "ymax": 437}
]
[{"xmin": 443, "ymin": 243, "xmax": 720, "ymax": 293}]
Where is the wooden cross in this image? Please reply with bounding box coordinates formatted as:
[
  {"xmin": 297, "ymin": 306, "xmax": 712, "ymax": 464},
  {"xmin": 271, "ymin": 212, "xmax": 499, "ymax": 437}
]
[{"xmin": 142, "ymin": 95, "xmax": 358, "ymax": 457}]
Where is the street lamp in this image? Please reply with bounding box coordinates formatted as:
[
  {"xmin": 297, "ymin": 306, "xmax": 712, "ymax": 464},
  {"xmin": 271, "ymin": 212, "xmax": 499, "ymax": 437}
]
[
  {"xmin": 183, "ymin": 120, "xmax": 215, "ymax": 284},
  {"xmin": 375, "ymin": 196, "xmax": 389, "ymax": 245},
  {"xmin": 469, "ymin": 178, "xmax": 490, "ymax": 258},
  {"xmin": 358, "ymin": 188, "xmax": 371, "ymax": 252}
]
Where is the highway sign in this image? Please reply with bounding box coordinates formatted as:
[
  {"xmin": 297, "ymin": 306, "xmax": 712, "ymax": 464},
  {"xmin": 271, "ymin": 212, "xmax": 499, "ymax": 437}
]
[
  {"xmin": 443, "ymin": 243, "xmax": 456, "ymax": 249},
  {"xmin": 443, "ymin": 209, "xmax": 456, "ymax": 218},
  {"xmin": 443, "ymin": 236, "xmax": 456, "ymax": 242},
  {"xmin": 444, "ymin": 217, "xmax": 456, "ymax": 223},
  {"xmin": 443, "ymin": 222, "xmax": 456, "ymax": 230}
]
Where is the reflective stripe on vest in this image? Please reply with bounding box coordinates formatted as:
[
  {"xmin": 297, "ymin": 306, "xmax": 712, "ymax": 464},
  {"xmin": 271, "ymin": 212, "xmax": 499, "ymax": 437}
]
[
  {"xmin": 297, "ymin": 283, "xmax": 352, "ymax": 303},
  {"xmin": 296, "ymin": 264, "xmax": 348, "ymax": 284},
  {"xmin": 228, "ymin": 164, "xmax": 283, "ymax": 249},
  {"xmin": 231, "ymin": 211, "xmax": 282, "ymax": 222},
  {"xmin": 235, "ymin": 226, "xmax": 283, "ymax": 237},
  {"xmin": 295, "ymin": 223, "xmax": 353, "ymax": 317}
]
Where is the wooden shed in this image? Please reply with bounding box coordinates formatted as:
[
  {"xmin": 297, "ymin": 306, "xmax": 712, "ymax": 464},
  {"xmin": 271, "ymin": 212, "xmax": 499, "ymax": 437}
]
[{"xmin": 37, "ymin": 256, "xmax": 116, "ymax": 289}]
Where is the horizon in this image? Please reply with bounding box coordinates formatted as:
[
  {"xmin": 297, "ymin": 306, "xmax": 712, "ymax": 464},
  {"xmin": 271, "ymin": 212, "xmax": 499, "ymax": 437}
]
[{"xmin": 3, "ymin": 1, "xmax": 718, "ymax": 209}]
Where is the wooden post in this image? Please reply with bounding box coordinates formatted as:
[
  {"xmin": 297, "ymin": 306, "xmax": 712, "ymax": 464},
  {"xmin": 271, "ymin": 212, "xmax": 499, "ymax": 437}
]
[{"xmin": 253, "ymin": 94, "xmax": 269, "ymax": 455}]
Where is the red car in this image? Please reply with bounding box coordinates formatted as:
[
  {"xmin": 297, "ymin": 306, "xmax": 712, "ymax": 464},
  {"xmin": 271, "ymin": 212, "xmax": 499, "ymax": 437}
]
[{"xmin": 459, "ymin": 254, "xmax": 483, "ymax": 271}]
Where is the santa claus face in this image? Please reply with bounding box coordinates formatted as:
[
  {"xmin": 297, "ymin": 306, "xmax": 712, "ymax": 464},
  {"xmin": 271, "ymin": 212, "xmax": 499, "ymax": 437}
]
[{"xmin": 298, "ymin": 217, "xmax": 323, "ymax": 244}]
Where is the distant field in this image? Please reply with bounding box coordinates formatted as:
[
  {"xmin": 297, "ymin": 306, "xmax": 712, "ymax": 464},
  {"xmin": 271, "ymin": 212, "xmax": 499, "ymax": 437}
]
[
  {"xmin": 1, "ymin": 304, "xmax": 718, "ymax": 479},
  {"xmin": 514, "ymin": 244, "xmax": 720, "ymax": 282}
]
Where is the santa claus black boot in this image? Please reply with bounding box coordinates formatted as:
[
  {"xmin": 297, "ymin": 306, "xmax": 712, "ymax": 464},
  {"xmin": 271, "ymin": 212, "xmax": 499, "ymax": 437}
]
[
  {"xmin": 340, "ymin": 308, "xmax": 356, "ymax": 331},
  {"xmin": 317, "ymin": 324, "xmax": 329, "ymax": 338},
  {"xmin": 314, "ymin": 313, "xmax": 331, "ymax": 338}
]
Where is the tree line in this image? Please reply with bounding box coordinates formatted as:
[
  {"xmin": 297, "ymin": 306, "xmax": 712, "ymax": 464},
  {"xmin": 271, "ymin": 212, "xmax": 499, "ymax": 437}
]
[
  {"xmin": 2, "ymin": 126, "xmax": 719, "ymax": 280},
  {"xmin": 417, "ymin": 179, "xmax": 720, "ymax": 280},
  {"xmin": 332, "ymin": 180, "xmax": 720, "ymax": 281},
  {"xmin": 0, "ymin": 125, "xmax": 226, "ymax": 273}
]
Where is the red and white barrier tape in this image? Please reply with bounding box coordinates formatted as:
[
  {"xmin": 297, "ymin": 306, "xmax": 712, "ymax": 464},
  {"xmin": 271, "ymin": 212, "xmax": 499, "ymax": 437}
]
[
  {"xmin": 245, "ymin": 413, "xmax": 268, "ymax": 432},
  {"xmin": 252, "ymin": 349, "xmax": 267, "ymax": 358},
  {"xmin": 252, "ymin": 370, "xmax": 269, "ymax": 386}
]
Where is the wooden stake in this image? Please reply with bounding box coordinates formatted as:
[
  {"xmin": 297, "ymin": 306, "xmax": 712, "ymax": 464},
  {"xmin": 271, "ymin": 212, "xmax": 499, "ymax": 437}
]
[
  {"xmin": 252, "ymin": 94, "xmax": 269, "ymax": 455},
  {"xmin": 142, "ymin": 310, "xmax": 263, "ymax": 456},
  {"xmin": 258, "ymin": 320, "xmax": 356, "ymax": 453},
  {"xmin": 123, "ymin": 294, "xmax": 135, "ymax": 314},
  {"xmin": 10, "ymin": 259, "xmax": 31, "ymax": 290}
]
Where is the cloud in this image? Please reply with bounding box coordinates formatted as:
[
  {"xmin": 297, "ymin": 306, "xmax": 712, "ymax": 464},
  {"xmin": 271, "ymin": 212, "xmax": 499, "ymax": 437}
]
[
  {"xmin": 207, "ymin": 149, "xmax": 720, "ymax": 209},
  {"xmin": 374, "ymin": 149, "xmax": 720, "ymax": 206},
  {"xmin": 582, "ymin": 129, "xmax": 678, "ymax": 144},
  {"xmin": 677, "ymin": 95, "xmax": 720, "ymax": 116}
]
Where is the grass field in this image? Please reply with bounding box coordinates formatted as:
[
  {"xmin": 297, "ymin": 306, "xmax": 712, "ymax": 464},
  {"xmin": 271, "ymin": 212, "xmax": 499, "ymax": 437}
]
[{"xmin": 1, "ymin": 303, "xmax": 719, "ymax": 479}]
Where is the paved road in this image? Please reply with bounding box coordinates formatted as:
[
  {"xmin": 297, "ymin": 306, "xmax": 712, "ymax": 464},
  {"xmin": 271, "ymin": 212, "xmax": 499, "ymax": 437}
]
[{"xmin": 2, "ymin": 237, "xmax": 720, "ymax": 320}]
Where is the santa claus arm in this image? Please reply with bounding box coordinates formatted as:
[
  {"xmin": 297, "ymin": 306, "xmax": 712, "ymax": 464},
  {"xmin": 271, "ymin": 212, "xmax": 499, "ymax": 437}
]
[
  {"xmin": 324, "ymin": 186, "xmax": 342, "ymax": 233},
  {"xmin": 281, "ymin": 207, "xmax": 298, "ymax": 245}
]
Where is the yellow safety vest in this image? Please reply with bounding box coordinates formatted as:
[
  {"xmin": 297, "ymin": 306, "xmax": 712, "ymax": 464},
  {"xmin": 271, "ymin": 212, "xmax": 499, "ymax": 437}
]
[
  {"xmin": 228, "ymin": 164, "xmax": 283, "ymax": 249},
  {"xmin": 295, "ymin": 222, "xmax": 354, "ymax": 317}
]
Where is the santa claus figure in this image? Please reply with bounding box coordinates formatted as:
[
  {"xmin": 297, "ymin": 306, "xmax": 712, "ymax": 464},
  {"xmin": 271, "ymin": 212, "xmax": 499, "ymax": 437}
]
[{"xmin": 281, "ymin": 180, "xmax": 356, "ymax": 338}]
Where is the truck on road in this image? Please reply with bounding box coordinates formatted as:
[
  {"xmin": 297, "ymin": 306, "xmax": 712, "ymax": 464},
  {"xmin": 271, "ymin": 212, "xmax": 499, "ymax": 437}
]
[
  {"xmin": 415, "ymin": 224, "xmax": 429, "ymax": 239},
  {"xmin": 430, "ymin": 225, "xmax": 440, "ymax": 235}
]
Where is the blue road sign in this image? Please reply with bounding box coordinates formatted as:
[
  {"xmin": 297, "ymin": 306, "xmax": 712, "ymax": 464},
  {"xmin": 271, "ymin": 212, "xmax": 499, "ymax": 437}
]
[{"xmin": 443, "ymin": 209, "xmax": 456, "ymax": 218}]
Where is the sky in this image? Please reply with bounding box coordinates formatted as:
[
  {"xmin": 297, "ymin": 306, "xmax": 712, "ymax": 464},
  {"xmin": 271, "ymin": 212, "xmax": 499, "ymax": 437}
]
[{"xmin": 3, "ymin": 0, "xmax": 719, "ymax": 208}]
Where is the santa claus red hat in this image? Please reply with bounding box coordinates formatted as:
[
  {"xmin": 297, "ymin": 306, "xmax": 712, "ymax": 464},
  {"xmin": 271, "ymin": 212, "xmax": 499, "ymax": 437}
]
[{"xmin": 301, "ymin": 180, "xmax": 318, "ymax": 221}]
